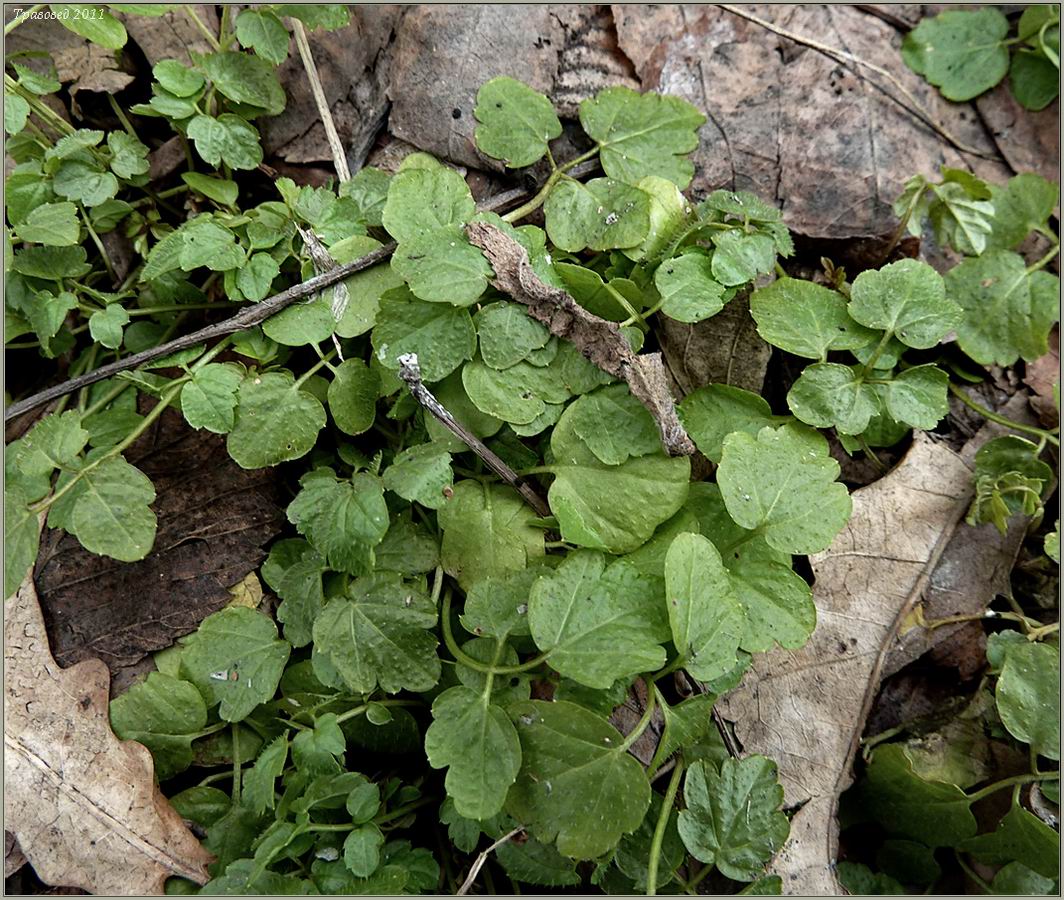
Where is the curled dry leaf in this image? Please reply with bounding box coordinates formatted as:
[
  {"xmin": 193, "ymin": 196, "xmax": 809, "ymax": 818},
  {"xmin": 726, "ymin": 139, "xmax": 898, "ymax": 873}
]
[
  {"xmin": 4, "ymin": 571, "xmax": 213, "ymax": 895},
  {"xmin": 716, "ymin": 433, "xmax": 974, "ymax": 894},
  {"xmin": 467, "ymin": 221, "xmax": 695, "ymax": 456}
]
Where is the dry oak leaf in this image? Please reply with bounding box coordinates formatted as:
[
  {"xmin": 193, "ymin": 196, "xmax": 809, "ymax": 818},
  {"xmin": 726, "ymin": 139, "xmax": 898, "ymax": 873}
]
[
  {"xmin": 716, "ymin": 432, "xmax": 973, "ymax": 895},
  {"xmin": 4, "ymin": 573, "xmax": 212, "ymax": 895}
]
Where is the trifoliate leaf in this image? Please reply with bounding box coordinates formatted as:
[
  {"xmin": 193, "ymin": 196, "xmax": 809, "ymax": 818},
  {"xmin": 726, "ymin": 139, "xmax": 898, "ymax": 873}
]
[
  {"xmin": 678, "ymin": 757, "xmax": 789, "ymax": 882},
  {"xmin": 14, "ymin": 410, "xmax": 88, "ymax": 476},
  {"xmin": 529, "ymin": 551, "xmax": 667, "ymax": 688},
  {"xmin": 856, "ymin": 744, "xmax": 977, "ymax": 847},
  {"xmin": 53, "ymin": 159, "xmax": 119, "ymax": 207},
  {"xmin": 678, "ymin": 384, "xmax": 785, "ymax": 464},
  {"xmin": 327, "ymin": 358, "xmax": 378, "ymax": 436},
  {"xmin": 87, "ymin": 303, "xmax": 129, "ymax": 350},
  {"xmin": 438, "ymin": 481, "xmax": 545, "ymax": 590},
  {"xmin": 343, "ymin": 825, "xmax": 384, "ymax": 878},
  {"xmin": 287, "ymin": 470, "xmax": 389, "ymax": 576},
  {"xmin": 13, "ymin": 201, "xmax": 80, "ymax": 246},
  {"xmin": 235, "ymin": 9, "xmax": 290, "ymax": 64},
  {"xmin": 186, "ymin": 114, "xmax": 263, "ymax": 170},
  {"xmin": 473, "ymin": 76, "xmax": 562, "ymax": 168},
  {"xmin": 371, "ymin": 288, "xmax": 476, "ymax": 382},
  {"xmin": 544, "ymin": 177, "xmax": 650, "ymax": 252},
  {"xmin": 50, "ymin": 4, "xmax": 127, "ymax": 48},
  {"xmin": 787, "ymin": 363, "xmax": 877, "ymax": 435},
  {"xmin": 664, "ymin": 532, "xmax": 744, "ymax": 681},
  {"xmin": 565, "ymin": 383, "xmax": 660, "ymax": 465},
  {"xmin": 109, "ymin": 672, "xmax": 207, "ymax": 780},
  {"xmin": 475, "ymin": 301, "xmax": 551, "ymax": 369},
  {"xmin": 655, "ymin": 252, "xmax": 726, "ymax": 323},
  {"xmin": 902, "ymin": 8, "xmax": 1010, "ymax": 101},
  {"xmin": 382, "ymin": 444, "xmax": 453, "ymax": 509},
  {"xmin": 750, "ymin": 277, "xmax": 875, "ymax": 359},
  {"xmin": 181, "ymin": 363, "xmax": 242, "ymax": 434},
  {"xmin": 717, "ymin": 425, "xmax": 851, "ymax": 554},
  {"xmin": 227, "ymin": 371, "xmax": 327, "ymax": 469},
  {"xmin": 710, "ymin": 230, "xmax": 775, "ymax": 287},
  {"xmin": 960, "ymin": 796, "xmax": 1059, "ymax": 879},
  {"xmin": 311, "ymin": 574, "xmax": 440, "ymax": 694},
  {"xmin": 546, "ymin": 406, "xmax": 690, "ymax": 554},
  {"xmin": 180, "ymin": 217, "xmax": 246, "ymax": 271},
  {"xmin": 200, "ymin": 51, "xmax": 285, "ymax": 115},
  {"xmin": 579, "ymin": 86, "xmax": 705, "ymax": 188},
  {"xmin": 390, "ymin": 224, "xmax": 492, "ymax": 306},
  {"xmin": 461, "ymin": 566, "xmax": 544, "ymax": 640},
  {"xmin": 242, "ymin": 735, "xmax": 288, "ymax": 814},
  {"xmin": 848, "ymin": 259, "xmax": 961, "ymax": 349},
  {"xmin": 883, "ymin": 365, "xmax": 949, "ymax": 430},
  {"xmin": 425, "ymin": 686, "xmax": 522, "ymax": 819},
  {"xmin": 507, "ymin": 700, "xmax": 651, "ymax": 859},
  {"xmin": 995, "ymin": 641, "xmax": 1059, "ymax": 761},
  {"xmin": 928, "ymin": 181, "xmax": 995, "ymax": 256},
  {"xmin": 947, "ymin": 250, "xmax": 1055, "ymax": 365},
  {"xmin": 382, "ymin": 165, "xmax": 475, "ymax": 243},
  {"xmin": 988, "ymin": 173, "xmax": 1060, "ymax": 250},
  {"xmin": 64, "ymin": 455, "xmax": 156, "ymax": 561},
  {"xmin": 180, "ymin": 607, "xmax": 291, "ymax": 722}
]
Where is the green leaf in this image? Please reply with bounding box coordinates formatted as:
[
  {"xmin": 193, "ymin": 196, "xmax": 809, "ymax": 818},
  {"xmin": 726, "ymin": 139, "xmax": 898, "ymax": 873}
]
[
  {"xmin": 678, "ymin": 384, "xmax": 785, "ymax": 464},
  {"xmin": 152, "ymin": 59, "xmax": 204, "ymax": 96},
  {"xmin": 554, "ymin": 263, "xmax": 643, "ymax": 321},
  {"xmin": 390, "ymin": 224, "xmax": 492, "ymax": 306},
  {"xmin": 544, "ymin": 177, "xmax": 650, "ymax": 252},
  {"xmin": 875, "ymin": 839, "xmax": 941, "ymax": 886},
  {"xmin": 507, "ymin": 699, "xmax": 651, "ymax": 859},
  {"xmin": 235, "ymin": 9, "xmax": 290, "ymax": 65},
  {"xmin": 235, "ymin": 252, "xmax": 279, "ymax": 302},
  {"xmin": 1010, "ymin": 49, "xmax": 1060, "ymax": 110},
  {"xmin": 6, "ymin": 169, "xmax": 58, "ymax": 226},
  {"xmin": 200, "ymin": 51, "xmax": 285, "ymax": 116},
  {"xmin": 371, "ymin": 288, "xmax": 476, "ymax": 382},
  {"xmin": 991, "ymin": 861, "xmax": 1057, "ymax": 895},
  {"xmin": 106, "ymin": 131, "xmax": 149, "ymax": 179},
  {"xmin": 180, "ymin": 217, "xmax": 245, "ymax": 271},
  {"xmin": 648, "ymin": 693, "xmax": 716, "ymax": 774},
  {"xmin": 53, "ymin": 160, "xmax": 119, "ymax": 207},
  {"xmin": 710, "ymin": 230, "xmax": 775, "ymax": 287},
  {"xmin": 654, "ymin": 252, "xmax": 726, "ymax": 323},
  {"xmin": 901, "ymin": 8, "xmax": 1010, "ymax": 101},
  {"xmin": 66, "ymin": 455, "xmax": 156, "ymax": 561},
  {"xmin": 615, "ymin": 792, "xmax": 686, "ymax": 889},
  {"xmin": 274, "ymin": 4, "xmax": 350, "ymax": 30},
  {"xmin": 13, "ymin": 245, "xmax": 90, "ymax": 280},
  {"xmin": 1046, "ymin": 520, "xmax": 1060, "ymax": 563},
  {"xmin": 4, "ymin": 93, "xmax": 29, "ymax": 135},
  {"xmin": 475, "ymin": 301, "xmax": 551, "ymax": 370},
  {"xmin": 995, "ymin": 641, "xmax": 1059, "ymax": 761},
  {"xmin": 180, "ymin": 363, "xmax": 242, "ymax": 434},
  {"xmin": 579, "ymin": 86, "xmax": 705, "ymax": 188},
  {"xmin": 424, "ymin": 369, "xmax": 503, "ymax": 452},
  {"xmin": 624, "ymin": 174, "xmax": 690, "ymax": 262},
  {"xmin": 50, "ymin": 4, "xmax": 127, "ymax": 48},
  {"xmin": 961, "ymin": 796, "xmax": 1059, "ymax": 878},
  {"xmin": 382, "ymin": 444, "xmax": 453, "ymax": 509},
  {"xmin": 311, "ymin": 574, "xmax": 440, "ymax": 694},
  {"xmin": 439, "ymin": 481, "xmax": 545, "ymax": 590},
  {"xmin": 261, "ymin": 296, "xmax": 334, "ymax": 346},
  {"xmin": 750, "ymin": 277, "xmax": 876, "ymax": 359},
  {"xmin": 496, "ymin": 836, "xmax": 582, "ymax": 887},
  {"xmin": 717, "ymin": 425, "xmax": 851, "ymax": 554},
  {"xmin": 835, "ymin": 862, "xmax": 905, "ymax": 895},
  {"xmin": 287, "ymin": 470, "xmax": 389, "ymax": 576},
  {"xmin": 15, "ymin": 411, "xmax": 88, "ymax": 476},
  {"xmin": 11, "ymin": 62, "xmax": 60, "ymax": 96},
  {"xmin": 179, "ymin": 607, "xmax": 291, "ymax": 722},
  {"xmin": 87, "ymin": 303, "xmax": 129, "ymax": 350},
  {"xmin": 566, "ymin": 384, "xmax": 660, "ymax": 465},
  {"xmin": 182, "ymin": 172, "xmax": 239, "ymax": 207},
  {"xmin": 382, "ymin": 164, "xmax": 475, "ymax": 243},
  {"xmin": 242, "ymin": 735, "xmax": 288, "ymax": 814},
  {"xmin": 292, "ymin": 713, "xmax": 346, "ymax": 776},
  {"xmin": 186, "ymin": 114, "xmax": 263, "ymax": 170},
  {"xmin": 261, "ymin": 539, "xmax": 325, "ymax": 648},
  {"xmin": 109, "ymin": 672, "xmax": 207, "ymax": 780},
  {"xmin": 461, "ymin": 566, "xmax": 544, "ymax": 640},
  {"xmin": 327, "ymin": 358, "xmax": 378, "ymax": 436},
  {"xmin": 226, "ymin": 371, "xmax": 327, "ymax": 469},
  {"xmin": 947, "ymin": 249, "xmax": 1055, "ymax": 366},
  {"xmin": 928, "ymin": 181, "xmax": 995, "ymax": 256},
  {"xmin": 883, "ymin": 365, "xmax": 949, "ymax": 430},
  {"xmin": 425, "ymin": 685, "xmax": 522, "ymax": 819},
  {"xmin": 13, "ymin": 200, "xmax": 81, "ymax": 247},
  {"xmin": 5, "ymin": 485, "xmax": 41, "ymax": 597},
  {"xmin": 677, "ymin": 756, "xmax": 790, "ymax": 882},
  {"xmin": 343, "ymin": 825, "xmax": 384, "ymax": 878},
  {"xmin": 169, "ymin": 786, "xmax": 230, "ymax": 830},
  {"xmin": 988, "ymin": 173, "xmax": 1060, "ymax": 251},
  {"xmin": 664, "ymin": 533, "xmax": 745, "ymax": 681},
  {"xmin": 856, "ymin": 744, "xmax": 977, "ymax": 847},
  {"xmin": 848, "ymin": 259, "xmax": 961, "ymax": 349},
  {"xmin": 462, "ymin": 358, "xmax": 567, "ymax": 425},
  {"xmin": 546, "ymin": 407, "xmax": 690, "ymax": 554},
  {"xmin": 473, "ymin": 76, "xmax": 562, "ymax": 168},
  {"xmin": 787, "ymin": 363, "xmax": 877, "ymax": 434},
  {"xmin": 529, "ymin": 551, "xmax": 667, "ymax": 688}
]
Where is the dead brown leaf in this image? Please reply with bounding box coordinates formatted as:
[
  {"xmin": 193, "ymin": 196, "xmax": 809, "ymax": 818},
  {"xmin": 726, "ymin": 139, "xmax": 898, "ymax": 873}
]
[
  {"xmin": 1024, "ymin": 325, "xmax": 1060, "ymax": 428},
  {"xmin": 468, "ymin": 221, "xmax": 694, "ymax": 456},
  {"xmin": 4, "ymin": 571, "xmax": 213, "ymax": 895},
  {"xmin": 976, "ymin": 82, "xmax": 1060, "ymax": 186},
  {"xmin": 716, "ymin": 433, "xmax": 973, "ymax": 894},
  {"xmin": 35, "ymin": 407, "xmax": 284, "ymax": 685},
  {"xmin": 116, "ymin": 4, "xmax": 217, "ymax": 67},
  {"xmin": 5, "ymin": 831, "xmax": 26, "ymax": 879}
]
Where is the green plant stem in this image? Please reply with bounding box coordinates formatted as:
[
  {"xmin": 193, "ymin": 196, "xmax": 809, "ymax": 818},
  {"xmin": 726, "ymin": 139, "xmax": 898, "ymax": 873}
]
[
  {"xmin": 604, "ymin": 283, "xmax": 647, "ymax": 330},
  {"xmin": 856, "ymin": 435, "xmax": 887, "ymax": 473},
  {"xmin": 858, "ymin": 329, "xmax": 895, "ymax": 378},
  {"xmin": 430, "ymin": 565, "xmax": 446, "ymax": 605},
  {"xmin": 966, "ymin": 771, "xmax": 1059, "ymax": 804},
  {"xmin": 79, "ymin": 205, "xmax": 116, "ymax": 283},
  {"xmin": 218, "ymin": 4, "xmax": 233, "ymax": 49},
  {"xmin": 333, "ymin": 698, "xmax": 423, "ymax": 726},
  {"xmin": 4, "ymin": 74, "xmax": 74, "ymax": 136},
  {"xmin": 77, "ymin": 345, "xmax": 100, "ymax": 413},
  {"xmin": 646, "ymin": 758, "xmax": 684, "ymax": 896},
  {"xmin": 106, "ymin": 94, "xmax": 138, "ymax": 139},
  {"xmin": 617, "ymin": 688, "xmax": 658, "ymax": 754},
  {"xmin": 1026, "ymin": 621, "xmax": 1059, "ymax": 641},
  {"xmin": 130, "ymin": 185, "xmax": 189, "ymax": 209},
  {"xmin": 126, "ymin": 303, "xmax": 222, "ymax": 317},
  {"xmin": 440, "ymin": 589, "xmax": 550, "ymax": 675},
  {"xmin": 954, "ymin": 850, "xmax": 992, "ymax": 894},
  {"xmin": 184, "ymin": 6, "xmax": 221, "ymax": 50},
  {"xmin": 684, "ymin": 863, "xmax": 712, "ymax": 894},
  {"xmin": 304, "ymin": 823, "xmax": 353, "ymax": 833},
  {"xmin": 4, "ymin": 4, "xmax": 43, "ymax": 34},
  {"xmin": 373, "ymin": 795, "xmax": 436, "ymax": 826},
  {"xmin": 501, "ymin": 147, "xmax": 600, "ymax": 223},
  {"xmin": 293, "ymin": 349, "xmax": 337, "ymax": 388},
  {"xmin": 1026, "ymin": 243, "xmax": 1060, "ymax": 275},
  {"xmin": 197, "ymin": 770, "xmax": 234, "ymax": 788},
  {"xmin": 230, "ymin": 724, "xmax": 242, "ymax": 804},
  {"xmin": 949, "ymin": 383, "xmax": 1060, "ymax": 447}
]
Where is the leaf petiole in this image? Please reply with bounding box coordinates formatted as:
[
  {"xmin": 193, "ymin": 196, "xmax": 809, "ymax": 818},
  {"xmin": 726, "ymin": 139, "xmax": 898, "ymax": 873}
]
[
  {"xmin": 500, "ymin": 146, "xmax": 600, "ymax": 224},
  {"xmin": 949, "ymin": 383, "xmax": 1060, "ymax": 447},
  {"xmin": 440, "ymin": 588, "xmax": 550, "ymax": 675},
  {"xmin": 646, "ymin": 757, "xmax": 684, "ymax": 896},
  {"xmin": 965, "ymin": 771, "xmax": 1059, "ymax": 805},
  {"xmin": 616, "ymin": 685, "xmax": 657, "ymax": 754}
]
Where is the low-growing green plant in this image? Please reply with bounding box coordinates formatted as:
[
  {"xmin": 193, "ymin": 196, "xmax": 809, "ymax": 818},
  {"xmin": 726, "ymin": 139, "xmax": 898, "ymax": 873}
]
[
  {"xmin": 4, "ymin": 7, "xmax": 1060, "ymax": 894},
  {"xmin": 903, "ymin": 4, "xmax": 1060, "ymax": 110}
]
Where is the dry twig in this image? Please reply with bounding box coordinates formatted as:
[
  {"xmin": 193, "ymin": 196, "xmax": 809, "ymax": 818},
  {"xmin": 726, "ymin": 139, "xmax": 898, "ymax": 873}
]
[
  {"xmin": 456, "ymin": 826, "xmax": 525, "ymax": 896},
  {"xmin": 289, "ymin": 17, "xmax": 350, "ymax": 182}
]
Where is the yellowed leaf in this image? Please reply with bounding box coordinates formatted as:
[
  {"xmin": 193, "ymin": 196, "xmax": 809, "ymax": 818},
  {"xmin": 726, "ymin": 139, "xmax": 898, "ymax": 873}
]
[
  {"xmin": 226, "ymin": 572, "xmax": 263, "ymax": 609},
  {"xmin": 4, "ymin": 572, "xmax": 213, "ymax": 895}
]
